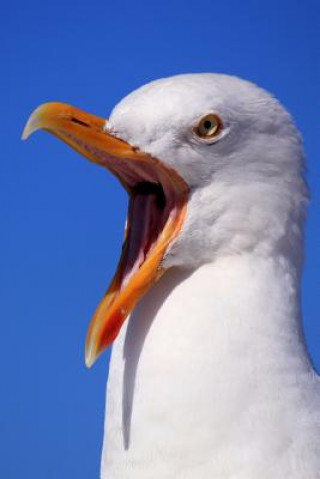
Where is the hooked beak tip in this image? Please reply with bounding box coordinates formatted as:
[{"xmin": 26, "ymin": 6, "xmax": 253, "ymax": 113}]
[
  {"xmin": 22, "ymin": 105, "xmax": 47, "ymax": 140},
  {"xmin": 21, "ymin": 118, "xmax": 33, "ymax": 140}
]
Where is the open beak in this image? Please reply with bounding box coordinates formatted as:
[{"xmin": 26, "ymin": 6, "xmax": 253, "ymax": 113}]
[{"xmin": 23, "ymin": 102, "xmax": 188, "ymax": 367}]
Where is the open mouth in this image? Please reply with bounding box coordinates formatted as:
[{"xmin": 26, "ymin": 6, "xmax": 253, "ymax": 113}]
[{"xmin": 23, "ymin": 102, "xmax": 189, "ymax": 367}]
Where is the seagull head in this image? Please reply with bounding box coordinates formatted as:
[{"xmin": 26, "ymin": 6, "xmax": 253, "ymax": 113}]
[{"xmin": 23, "ymin": 73, "xmax": 308, "ymax": 366}]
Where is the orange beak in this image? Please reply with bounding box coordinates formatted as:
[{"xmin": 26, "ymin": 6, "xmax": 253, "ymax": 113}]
[{"xmin": 22, "ymin": 102, "xmax": 188, "ymax": 367}]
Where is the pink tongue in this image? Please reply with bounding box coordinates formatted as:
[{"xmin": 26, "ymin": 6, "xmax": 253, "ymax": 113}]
[{"xmin": 121, "ymin": 192, "xmax": 159, "ymax": 287}]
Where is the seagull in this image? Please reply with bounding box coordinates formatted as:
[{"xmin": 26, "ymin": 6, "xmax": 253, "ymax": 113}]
[{"xmin": 23, "ymin": 73, "xmax": 320, "ymax": 478}]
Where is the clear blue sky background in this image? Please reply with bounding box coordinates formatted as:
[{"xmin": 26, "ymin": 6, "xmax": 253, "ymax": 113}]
[{"xmin": 1, "ymin": 0, "xmax": 319, "ymax": 477}]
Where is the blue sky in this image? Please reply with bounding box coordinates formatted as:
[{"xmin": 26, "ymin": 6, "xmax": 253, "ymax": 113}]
[{"xmin": 2, "ymin": 0, "xmax": 319, "ymax": 477}]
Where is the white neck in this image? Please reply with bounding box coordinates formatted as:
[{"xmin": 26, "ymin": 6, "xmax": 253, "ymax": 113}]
[{"xmin": 101, "ymin": 252, "xmax": 319, "ymax": 478}]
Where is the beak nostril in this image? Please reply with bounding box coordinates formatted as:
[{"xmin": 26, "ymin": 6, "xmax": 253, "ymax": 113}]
[{"xmin": 71, "ymin": 117, "xmax": 90, "ymax": 127}]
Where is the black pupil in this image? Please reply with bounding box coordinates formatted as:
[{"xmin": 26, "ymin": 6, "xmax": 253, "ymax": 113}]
[{"xmin": 204, "ymin": 120, "xmax": 213, "ymax": 130}]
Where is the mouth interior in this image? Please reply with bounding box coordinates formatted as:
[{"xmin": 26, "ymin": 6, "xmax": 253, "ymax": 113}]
[
  {"xmin": 58, "ymin": 129, "xmax": 181, "ymax": 297},
  {"xmin": 120, "ymin": 181, "xmax": 171, "ymax": 288}
]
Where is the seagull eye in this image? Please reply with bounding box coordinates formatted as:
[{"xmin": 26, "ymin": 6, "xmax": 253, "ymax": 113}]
[{"xmin": 194, "ymin": 114, "xmax": 222, "ymax": 141}]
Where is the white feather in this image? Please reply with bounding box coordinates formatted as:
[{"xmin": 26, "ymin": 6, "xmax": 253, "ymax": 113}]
[{"xmin": 101, "ymin": 74, "xmax": 320, "ymax": 478}]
